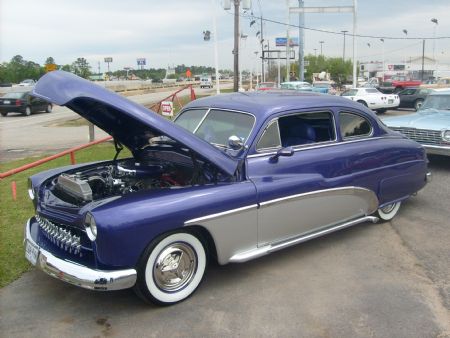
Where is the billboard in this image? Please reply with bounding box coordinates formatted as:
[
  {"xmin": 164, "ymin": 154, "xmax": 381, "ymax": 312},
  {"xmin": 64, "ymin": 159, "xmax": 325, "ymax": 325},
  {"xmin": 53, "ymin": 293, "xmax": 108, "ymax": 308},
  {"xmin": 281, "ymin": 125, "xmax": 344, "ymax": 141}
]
[
  {"xmin": 137, "ymin": 58, "xmax": 146, "ymax": 66},
  {"xmin": 275, "ymin": 37, "xmax": 299, "ymax": 47},
  {"xmin": 104, "ymin": 57, "xmax": 113, "ymax": 63}
]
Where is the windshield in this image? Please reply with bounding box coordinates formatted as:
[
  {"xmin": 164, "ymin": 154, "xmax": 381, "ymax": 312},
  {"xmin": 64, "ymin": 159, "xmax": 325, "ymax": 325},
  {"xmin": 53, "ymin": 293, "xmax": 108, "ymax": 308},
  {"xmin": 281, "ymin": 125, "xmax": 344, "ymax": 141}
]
[
  {"xmin": 2, "ymin": 92, "xmax": 27, "ymax": 99},
  {"xmin": 175, "ymin": 109, "xmax": 255, "ymax": 148},
  {"xmin": 342, "ymin": 89, "xmax": 358, "ymax": 96},
  {"xmin": 421, "ymin": 95, "xmax": 450, "ymax": 111}
]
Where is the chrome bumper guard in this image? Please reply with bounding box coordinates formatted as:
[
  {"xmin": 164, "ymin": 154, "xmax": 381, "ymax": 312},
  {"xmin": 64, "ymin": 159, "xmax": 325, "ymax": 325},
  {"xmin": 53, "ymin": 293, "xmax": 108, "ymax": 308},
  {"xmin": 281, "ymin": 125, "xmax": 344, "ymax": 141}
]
[{"xmin": 24, "ymin": 219, "xmax": 137, "ymax": 291}]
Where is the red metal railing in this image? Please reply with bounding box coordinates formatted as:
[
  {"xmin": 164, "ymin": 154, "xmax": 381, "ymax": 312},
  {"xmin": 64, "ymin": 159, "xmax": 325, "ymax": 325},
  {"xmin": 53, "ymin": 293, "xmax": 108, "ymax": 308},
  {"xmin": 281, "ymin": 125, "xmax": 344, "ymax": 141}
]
[{"xmin": 0, "ymin": 85, "xmax": 197, "ymax": 199}]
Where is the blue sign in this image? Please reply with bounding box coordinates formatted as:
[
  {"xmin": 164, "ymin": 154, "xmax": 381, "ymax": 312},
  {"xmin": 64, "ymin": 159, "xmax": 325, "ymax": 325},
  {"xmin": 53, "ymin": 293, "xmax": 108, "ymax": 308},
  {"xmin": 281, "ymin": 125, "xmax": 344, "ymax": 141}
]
[
  {"xmin": 137, "ymin": 58, "xmax": 146, "ymax": 66},
  {"xmin": 275, "ymin": 37, "xmax": 299, "ymax": 47}
]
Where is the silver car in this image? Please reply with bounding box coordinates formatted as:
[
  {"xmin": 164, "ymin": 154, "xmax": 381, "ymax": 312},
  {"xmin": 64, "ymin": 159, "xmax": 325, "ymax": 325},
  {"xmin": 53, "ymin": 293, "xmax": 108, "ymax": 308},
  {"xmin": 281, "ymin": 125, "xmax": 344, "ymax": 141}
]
[{"xmin": 383, "ymin": 90, "xmax": 450, "ymax": 156}]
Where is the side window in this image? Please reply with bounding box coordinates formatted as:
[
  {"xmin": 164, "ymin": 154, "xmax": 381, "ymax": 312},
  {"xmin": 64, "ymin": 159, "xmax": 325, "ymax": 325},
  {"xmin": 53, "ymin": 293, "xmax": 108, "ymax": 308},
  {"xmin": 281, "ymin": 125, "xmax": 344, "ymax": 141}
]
[
  {"xmin": 256, "ymin": 120, "xmax": 281, "ymax": 150},
  {"xmin": 340, "ymin": 112, "xmax": 372, "ymax": 139},
  {"xmin": 278, "ymin": 112, "xmax": 335, "ymax": 147}
]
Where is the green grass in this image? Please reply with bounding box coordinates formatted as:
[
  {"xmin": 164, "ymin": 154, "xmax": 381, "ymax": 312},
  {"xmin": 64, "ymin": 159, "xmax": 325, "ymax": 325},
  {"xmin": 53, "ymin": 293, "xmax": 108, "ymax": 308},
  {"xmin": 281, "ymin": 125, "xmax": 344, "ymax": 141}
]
[{"xmin": 0, "ymin": 142, "xmax": 131, "ymax": 287}]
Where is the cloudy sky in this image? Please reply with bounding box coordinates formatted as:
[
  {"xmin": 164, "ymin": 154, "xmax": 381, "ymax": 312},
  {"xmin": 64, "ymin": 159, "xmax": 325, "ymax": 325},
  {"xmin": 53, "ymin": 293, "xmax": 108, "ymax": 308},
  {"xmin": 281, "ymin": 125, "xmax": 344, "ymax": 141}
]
[{"xmin": 1, "ymin": 0, "xmax": 450, "ymax": 72}]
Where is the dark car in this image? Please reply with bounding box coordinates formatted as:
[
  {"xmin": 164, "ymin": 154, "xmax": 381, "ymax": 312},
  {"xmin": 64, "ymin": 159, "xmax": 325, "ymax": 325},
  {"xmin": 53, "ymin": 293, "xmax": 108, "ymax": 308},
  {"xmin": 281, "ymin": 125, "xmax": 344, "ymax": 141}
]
[
  {"xmin": 0, "ymin": 91, "xmax": 52, "ymax": 116},
  {"xmin": 25, "ymin": 71, "xmax": 429, "ymax": 305},
  {"xmin": 398, "ymin": 87, "xmax": 433, "ymax": 111}
]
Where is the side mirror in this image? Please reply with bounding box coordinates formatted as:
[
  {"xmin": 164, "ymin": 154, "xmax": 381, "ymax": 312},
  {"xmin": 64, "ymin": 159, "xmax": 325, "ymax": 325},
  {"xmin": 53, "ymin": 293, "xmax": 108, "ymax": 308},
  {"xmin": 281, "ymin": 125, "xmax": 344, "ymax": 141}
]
[
  {"xmin": 270, "ymin": 146, "xmax": 294, "ymax": 162},
  {"xmin": 228, "ymin": 135, "xmax": 244, "ymax": 150}
]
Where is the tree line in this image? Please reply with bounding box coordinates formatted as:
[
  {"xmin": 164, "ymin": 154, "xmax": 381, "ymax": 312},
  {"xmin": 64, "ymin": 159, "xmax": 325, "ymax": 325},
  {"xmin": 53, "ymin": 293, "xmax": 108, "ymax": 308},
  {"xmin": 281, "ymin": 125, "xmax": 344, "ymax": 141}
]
[{"xmin": 0, "ymin": 54, "xmax": 354, "ymax": 85}]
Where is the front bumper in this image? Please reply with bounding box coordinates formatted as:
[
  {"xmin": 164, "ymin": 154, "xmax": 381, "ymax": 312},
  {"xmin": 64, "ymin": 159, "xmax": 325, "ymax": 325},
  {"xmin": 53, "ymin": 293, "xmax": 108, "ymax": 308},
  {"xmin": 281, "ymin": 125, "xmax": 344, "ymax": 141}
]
[
  {"xmin": 24, "ymin": 218, "xmax": 137, "ymax": 291},
  {"xmin": 423, "ymin": 144, "xmax": 450, "ymax": 156}
]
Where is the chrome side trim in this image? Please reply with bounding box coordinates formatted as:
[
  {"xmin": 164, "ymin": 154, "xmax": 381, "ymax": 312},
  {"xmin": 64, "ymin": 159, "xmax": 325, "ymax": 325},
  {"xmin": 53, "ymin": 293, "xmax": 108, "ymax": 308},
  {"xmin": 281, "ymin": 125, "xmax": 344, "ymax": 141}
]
[
  {"xmin": 247, "ymin": 136, "xmax": 386, "ymax": 158},
  {"xmin": 229, "ymin": 215, "xmax": 379, "ymax": 263},
  {"xmin": 184, "ymin": 204, "xmax": 258, "ymax": 225},
  {"xmin": 259, "ymin": 186, "xmax": 378, "ymax": 212},
  {"xmin": 25, "ymin": 219, "xmax": 137, "ymax": 291}
]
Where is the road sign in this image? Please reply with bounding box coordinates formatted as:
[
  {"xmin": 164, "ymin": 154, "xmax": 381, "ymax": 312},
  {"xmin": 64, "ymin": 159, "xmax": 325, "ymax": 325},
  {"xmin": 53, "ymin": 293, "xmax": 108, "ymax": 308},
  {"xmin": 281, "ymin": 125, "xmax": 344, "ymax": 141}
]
[
  {"xmin": 161, "ymin": 101, "xmax": 174, "ymax": 117},
  {"xmin": 262, "ymin": 50, "xmax": 296, "ymax": 60},
  {"xmin": 275, "ymin": 37, "xmax": 299, "ymax": 47},
  {"xmin": 45, "ymin": 64, "xmax": 57, "ymax": 72}
]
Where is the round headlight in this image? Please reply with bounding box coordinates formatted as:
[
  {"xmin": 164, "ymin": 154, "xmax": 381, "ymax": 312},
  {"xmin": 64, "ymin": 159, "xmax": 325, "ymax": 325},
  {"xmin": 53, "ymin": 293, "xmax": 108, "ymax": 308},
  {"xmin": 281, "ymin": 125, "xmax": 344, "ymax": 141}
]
[
  {"xmin": 27, "ymin": 178, "xmax": 35, "ymax": 200},
  {"xmin": 84, "ymin": 212, "xmax": 97, "ymax": 241},
  {"xmin": 442, "ymin": 130, "xmax": 450, "ymax": 142}
]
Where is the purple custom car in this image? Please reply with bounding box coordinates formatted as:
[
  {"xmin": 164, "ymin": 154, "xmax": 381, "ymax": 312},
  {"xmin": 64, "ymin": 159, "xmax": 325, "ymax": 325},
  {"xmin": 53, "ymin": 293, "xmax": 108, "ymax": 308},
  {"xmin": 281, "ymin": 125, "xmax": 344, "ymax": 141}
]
[{"xmin": 25, "ymin": 71, "xmax": 430, "ymax": 305}]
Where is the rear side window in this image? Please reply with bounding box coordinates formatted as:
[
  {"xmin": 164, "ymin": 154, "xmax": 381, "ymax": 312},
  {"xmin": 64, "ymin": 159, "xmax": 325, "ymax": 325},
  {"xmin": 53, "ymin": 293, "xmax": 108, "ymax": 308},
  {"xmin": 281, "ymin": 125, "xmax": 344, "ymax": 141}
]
[
  {"xmin": 340, "ymin": 112, "xmax": 372, "ymax": 138},
  {"xmin": 257, "ymin": 111, "xmax": 335, "ymax": 150}
]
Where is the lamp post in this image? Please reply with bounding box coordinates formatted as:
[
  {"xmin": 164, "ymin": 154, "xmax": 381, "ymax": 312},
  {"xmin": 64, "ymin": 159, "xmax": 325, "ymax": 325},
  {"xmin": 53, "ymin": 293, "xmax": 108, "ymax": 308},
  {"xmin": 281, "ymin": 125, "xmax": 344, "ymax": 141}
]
[
  {"xmin": 380, "ymin": 38, "xmax": 385, "ymax": 81},
  {"xmin": 341, "ymin": 30, "xmax": 348, "ymax": 60},
  {"xmin": 402, "ymin": 29, "xmax": 408, "ymax": 66},
  {"xmin": 319, "ymin": 41, "xmax": 324, "ymax": 56},
  {"xmin": 314, "ymin": 48, "xmax": 317, "ymax": 57},
  {"xmin": 431, "ymin": 18, "xmax": 438, "ymax": 75}
]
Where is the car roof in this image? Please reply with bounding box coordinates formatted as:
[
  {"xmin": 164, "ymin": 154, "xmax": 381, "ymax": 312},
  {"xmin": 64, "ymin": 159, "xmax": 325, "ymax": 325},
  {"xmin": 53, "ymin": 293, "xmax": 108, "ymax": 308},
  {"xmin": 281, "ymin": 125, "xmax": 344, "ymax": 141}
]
[{"xmin": 184, "ymin": 91, "xmax": 363, "ymax": 121}]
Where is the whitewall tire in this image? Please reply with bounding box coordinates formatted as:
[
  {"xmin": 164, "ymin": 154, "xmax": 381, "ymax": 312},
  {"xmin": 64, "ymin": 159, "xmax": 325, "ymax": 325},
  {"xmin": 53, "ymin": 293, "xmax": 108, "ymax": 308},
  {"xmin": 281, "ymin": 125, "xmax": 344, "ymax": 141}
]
[
  {"xmin": 377, "ymin": 201, "xmax": 401, "ymax": 221},
  {"xmin": 134, "ymin": 232, "xmax": 207, "ymax": 305}
]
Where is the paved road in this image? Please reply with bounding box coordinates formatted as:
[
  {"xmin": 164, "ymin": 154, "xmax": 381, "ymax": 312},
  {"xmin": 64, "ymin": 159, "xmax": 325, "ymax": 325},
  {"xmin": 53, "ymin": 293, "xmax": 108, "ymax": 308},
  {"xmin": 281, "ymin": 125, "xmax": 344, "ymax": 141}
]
[
  {"xmin": 0, "ymin": 156, "xmax": 449, "ymax": 337},
  {"xmin": 0, "ymin": 85, "xmax": 224, "ymax": 162}
]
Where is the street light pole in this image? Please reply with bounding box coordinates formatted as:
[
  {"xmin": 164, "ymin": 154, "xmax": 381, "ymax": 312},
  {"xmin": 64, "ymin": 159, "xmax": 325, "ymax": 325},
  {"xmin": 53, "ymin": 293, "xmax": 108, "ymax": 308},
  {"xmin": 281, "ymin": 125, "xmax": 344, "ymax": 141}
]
[
  {"xmin": 298, "ymin": 0, "xmax": 305, "ymax": 81},
  {"xmin": 211, "ymin": 0, "xmax": 220, "ymax": 94},
  {"xmin": 314, "ymin": 48, "xmax": 317, "ymax": 57},
  {"xmin": 233, "ymin": 0, "xmax": 240, "ymax": 92},
  {"xmin": 380, "ymin": 38, "xmax": 385, "ymax": 80},
  {"xmin": 319, "ymin": 41, "xmax": 324, "ymax": 56},
  {"xmin": 341, "ymin": 30, "xmax": 348, "ymax": 60},
  {"xmin": 431, "ymin": 18, "xmax": 438, "ymax": 76}
]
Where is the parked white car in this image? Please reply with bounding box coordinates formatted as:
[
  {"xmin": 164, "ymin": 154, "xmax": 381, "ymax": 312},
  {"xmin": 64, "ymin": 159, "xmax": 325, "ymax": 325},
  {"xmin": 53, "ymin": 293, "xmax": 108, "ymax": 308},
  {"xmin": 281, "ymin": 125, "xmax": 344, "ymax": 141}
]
[
  {"xmin": 341, "ymin": 88, "xmax": 399, "ymax": 113},
  {"xmin": 18, "ymin": 79, "xmax": 36, "ymax": 87}
]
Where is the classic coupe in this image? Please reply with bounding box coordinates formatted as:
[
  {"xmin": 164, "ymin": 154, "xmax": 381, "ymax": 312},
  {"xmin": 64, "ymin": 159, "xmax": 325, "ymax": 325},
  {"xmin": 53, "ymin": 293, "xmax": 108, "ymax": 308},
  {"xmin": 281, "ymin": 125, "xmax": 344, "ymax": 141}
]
[
  {"xmin": 25, "ymin": 71, "xmax": 429, "ymax": 305},
  {"xmin": 341, "ymin": 88, "xmax": 399, "ymax": 113},
  {"xmin": 383, "ymin": 90, "xmax": 450, "ymax": 156}
]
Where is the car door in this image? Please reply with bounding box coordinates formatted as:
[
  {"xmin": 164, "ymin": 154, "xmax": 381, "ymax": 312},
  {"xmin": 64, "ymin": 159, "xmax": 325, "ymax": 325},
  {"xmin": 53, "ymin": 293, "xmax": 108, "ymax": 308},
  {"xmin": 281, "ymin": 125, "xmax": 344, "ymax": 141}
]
[
  {"xmin": 246, "ymin": 110, "xmax": 378, "ymax": 246},
  {"xmin": 399, "ymin": 88, "xmax": 416, "ymax": 107}
]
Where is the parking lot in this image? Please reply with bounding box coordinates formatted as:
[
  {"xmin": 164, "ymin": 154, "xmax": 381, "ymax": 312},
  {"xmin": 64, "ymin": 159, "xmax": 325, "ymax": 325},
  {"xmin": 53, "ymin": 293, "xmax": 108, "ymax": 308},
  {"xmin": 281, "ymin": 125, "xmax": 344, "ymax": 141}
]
[{"xmin": 0, "ymin": 102, "xmax": 449, "ymax": 337}]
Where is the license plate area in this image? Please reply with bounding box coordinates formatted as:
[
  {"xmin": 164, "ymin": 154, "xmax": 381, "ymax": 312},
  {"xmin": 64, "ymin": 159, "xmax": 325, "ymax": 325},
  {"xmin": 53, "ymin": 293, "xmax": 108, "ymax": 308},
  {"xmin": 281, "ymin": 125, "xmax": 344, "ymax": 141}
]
[
  {"xmin": 3, "ymin": 100, "xmax": 10, "ymax": 104},
  {"xmin": 25, "ymin": 240, "xmax": 39, "ymax": 265},
  {"xmin": 388, "ymin": 99, "xmax": 393, "ymax": 104}
]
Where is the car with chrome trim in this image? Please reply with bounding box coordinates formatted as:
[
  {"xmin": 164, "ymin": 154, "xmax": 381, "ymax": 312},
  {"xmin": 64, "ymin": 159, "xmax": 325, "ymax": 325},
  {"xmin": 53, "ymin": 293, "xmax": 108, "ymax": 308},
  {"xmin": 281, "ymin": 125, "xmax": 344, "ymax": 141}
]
[
  {"xmin": 25, "ymin": 71, "xmax": 429, "ymax": 305},
  {"xmin": 341, "ymin": 87, "xmax": 399, "ymax": 113},
  {"xmin": 383, "ymin": 90, "xmax": 450, "ymax": 156}
]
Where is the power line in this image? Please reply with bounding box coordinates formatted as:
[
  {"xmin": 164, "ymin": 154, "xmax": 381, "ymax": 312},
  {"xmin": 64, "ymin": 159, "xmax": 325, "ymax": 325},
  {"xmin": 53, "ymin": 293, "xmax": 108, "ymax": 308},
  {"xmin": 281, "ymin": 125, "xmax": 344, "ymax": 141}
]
[
  {"xmin": 359, "ymin": 41, "xmax": 423, "ymax": 59},
  {"xmin": 239, "ymin": 13, "xmax": 450, "ymax": 40}
]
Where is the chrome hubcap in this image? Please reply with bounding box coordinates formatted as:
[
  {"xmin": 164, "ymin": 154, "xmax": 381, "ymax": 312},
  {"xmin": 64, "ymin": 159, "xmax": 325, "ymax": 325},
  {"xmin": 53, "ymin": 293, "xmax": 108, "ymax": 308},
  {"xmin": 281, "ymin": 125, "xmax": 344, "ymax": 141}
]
[
  {"xmin": 381, "ymin": 203, "xmax": 396, "ymax": 214},
  {"xmin": 153, "ymin": 242, "xmax": 197, "ymax": 292}
]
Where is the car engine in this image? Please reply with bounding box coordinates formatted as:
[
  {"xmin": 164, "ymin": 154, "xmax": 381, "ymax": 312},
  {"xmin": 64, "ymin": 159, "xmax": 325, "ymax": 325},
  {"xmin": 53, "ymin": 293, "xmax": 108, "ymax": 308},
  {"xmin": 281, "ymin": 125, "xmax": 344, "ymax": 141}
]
[{"xmin": 53, "ymin": 160, "xmax": 189, "ymax": 203}]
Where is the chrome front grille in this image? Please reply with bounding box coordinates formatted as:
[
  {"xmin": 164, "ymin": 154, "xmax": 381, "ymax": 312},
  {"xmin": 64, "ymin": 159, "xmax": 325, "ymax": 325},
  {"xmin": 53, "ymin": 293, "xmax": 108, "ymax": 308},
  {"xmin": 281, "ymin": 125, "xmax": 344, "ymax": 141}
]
[
  {"xmin": 36, "ymin": 215, "xmax": 82, "ymax": 255},
  {"xmin": 391, "ymin": 127, "xmax": 442, "ymax": 145}
]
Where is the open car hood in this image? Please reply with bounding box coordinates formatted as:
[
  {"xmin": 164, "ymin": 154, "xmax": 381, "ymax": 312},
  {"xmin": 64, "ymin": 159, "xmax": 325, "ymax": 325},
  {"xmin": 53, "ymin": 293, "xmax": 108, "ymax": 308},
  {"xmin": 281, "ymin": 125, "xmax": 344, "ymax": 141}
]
[{"xmin": 32, "ymin": 71, "xmax": 238, "ymax": 175}]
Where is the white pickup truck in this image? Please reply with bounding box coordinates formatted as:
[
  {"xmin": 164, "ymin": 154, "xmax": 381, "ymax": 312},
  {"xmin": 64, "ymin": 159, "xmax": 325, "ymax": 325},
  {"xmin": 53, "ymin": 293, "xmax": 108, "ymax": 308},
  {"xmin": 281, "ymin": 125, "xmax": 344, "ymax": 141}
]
[{"xmin": 341, "ymin": 87, "xmax": 399, "ymax": 113}]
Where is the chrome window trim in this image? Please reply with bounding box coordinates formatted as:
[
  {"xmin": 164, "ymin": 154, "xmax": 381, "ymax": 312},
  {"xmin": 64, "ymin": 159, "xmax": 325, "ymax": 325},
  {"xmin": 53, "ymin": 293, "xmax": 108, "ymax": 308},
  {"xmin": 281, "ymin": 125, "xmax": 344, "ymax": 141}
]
[
  {"xmin": 247, "ymin": 136, "xmax": 388, "ymax": 158},
  {"xmin": 339, "ymin": 111, "xmax": 374, "ymax": 140},
  {"xmin": 254, "ymin": 110, "xmax": 338, "ymax": 154},
  {"xmin": 256, "ymin": 119, "xmax": 282, "ymax": 151}
]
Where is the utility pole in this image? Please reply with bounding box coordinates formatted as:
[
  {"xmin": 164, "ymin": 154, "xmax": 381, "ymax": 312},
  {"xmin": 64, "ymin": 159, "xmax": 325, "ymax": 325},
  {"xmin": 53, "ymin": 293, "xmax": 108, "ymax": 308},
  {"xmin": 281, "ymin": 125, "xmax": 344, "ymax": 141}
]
[
  {"xmin": 260, "ymin": 16, "xmax": 264, "ymax": 82},
  {"xmin": 319, "ymin": 41, "xmax": 324, "ymax": 56},
  {"xmin": 298, "ymin": 0, "xmax": 304, "ymax": 81},
  {"xmin": 421, "ymin": 39, "xmax": 426, "ymax": 82},
  {"xmin": 233, "ymin": 0, "xmax": 240, "ymax": 92},
  {"xmin": 314, "ymin": 48, "xmax": 317, "ymax": 57},
  {"xmin": 341, "ymin": 30, "xmax": 348, "ymax": 60},
  {"xmin": 286, "ymin": 0, "xmax": 290, "ymax": 82}
]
